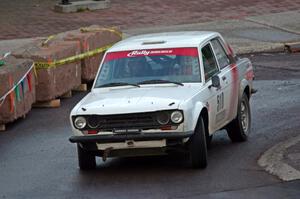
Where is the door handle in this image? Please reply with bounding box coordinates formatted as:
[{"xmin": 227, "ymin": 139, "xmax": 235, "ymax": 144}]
[{"xmin": 222, "ymin": 76, "xmax": 227, "ymax": 81}]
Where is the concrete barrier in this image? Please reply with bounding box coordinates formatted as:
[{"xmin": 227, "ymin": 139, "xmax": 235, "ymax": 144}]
[
  {"xmin": 56, "ymin": 25, "xmax": 122, "ymax": 82},
  {"xmin": 13, "ymin": 39, "xmax": 82, "ymax": 102},
  {"xmin": 0, "ymin": 56, "xmax": 35, "ymax": 129}
]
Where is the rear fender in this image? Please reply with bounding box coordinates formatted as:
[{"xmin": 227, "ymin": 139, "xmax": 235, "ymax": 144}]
[{"xmin": 239, "ymin": 79, "xmax": 250, "ymax": 100}]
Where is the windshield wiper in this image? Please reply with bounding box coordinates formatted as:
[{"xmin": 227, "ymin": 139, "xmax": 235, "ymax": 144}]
[
  {"xmin": 138, "ymin": 79, "xmax": 184, "ymax": 86},
  {"xmin": 96, "ymin": 82, "xmax": 140, "ymax": 88}
]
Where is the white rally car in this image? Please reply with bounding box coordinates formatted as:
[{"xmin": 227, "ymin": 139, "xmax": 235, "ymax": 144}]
[{"xmin": 69, "ymin": 31, "xmax": 254, "ymax": 170}]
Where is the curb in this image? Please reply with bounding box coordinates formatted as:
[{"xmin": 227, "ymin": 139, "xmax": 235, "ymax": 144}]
[
  {"xmin": 258, "ymin": 135, "xmax": 300, "ymax": 181},
  {"xmin": 123, "ymin": 20, "xmax": 300, "ymax": 55},
  {"xmin": 236, "ymin": 44, "xmax": 285, "ymax": 55},
  {"xmin": 284, "ymin": 42, "xmax": 300, "ymax": 53},
  {"xmin": 245, "ymin": 18, "xmax": 300, "ymax": 36}
]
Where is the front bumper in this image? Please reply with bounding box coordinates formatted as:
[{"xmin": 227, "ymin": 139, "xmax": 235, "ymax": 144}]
[{"xmin": 69, "ymin": 131, "xmax": 193, "ymax": 144}]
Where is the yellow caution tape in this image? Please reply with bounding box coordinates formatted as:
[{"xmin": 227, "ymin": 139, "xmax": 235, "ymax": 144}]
[
  {"xmin": 41, "ymin": 35, "xmax": 56, "ymax": 47},
  {"xmin": 35, "ymin": 27, "xmax": 122, "ymax": 69},
  {"xmin": 80, "ymin": 27, "xmax": 123, "ymax": 39},
  {"xmin": 33, "ymin": 65, "xmax": 38, "ymax": 77},
  {"xmin": 34, "ymin": 43, "xmax": 112, "ymax": 69}
]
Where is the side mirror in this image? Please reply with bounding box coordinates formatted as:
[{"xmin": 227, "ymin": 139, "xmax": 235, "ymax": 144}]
[{"xmin": 211, "ymin": 75, "xmax": 220, "ymax": 88}]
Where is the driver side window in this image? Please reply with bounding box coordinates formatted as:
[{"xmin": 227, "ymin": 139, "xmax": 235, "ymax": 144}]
[{"xmin": 201, "ymin": 43, "xmax": 219, "ymax": 81}]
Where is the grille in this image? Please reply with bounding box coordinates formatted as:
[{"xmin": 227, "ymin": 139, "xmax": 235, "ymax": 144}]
[{"xmin": 86, "ymin": 112, "xmax": 159, "ymax": 131}]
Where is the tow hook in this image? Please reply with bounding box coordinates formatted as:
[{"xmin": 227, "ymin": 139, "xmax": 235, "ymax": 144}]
[
  {"xmin": 102, "ymin": 147, "xmax": 113, "ymax": 162},
  {"xmin": 126, "ymin": 140, "xmax": 135, "ymax": 147}
]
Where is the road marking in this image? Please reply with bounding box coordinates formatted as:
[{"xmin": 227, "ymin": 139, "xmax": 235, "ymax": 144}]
[{"xmin": 258, "ymin": 134, "xmax": 300, "ymax": 181}]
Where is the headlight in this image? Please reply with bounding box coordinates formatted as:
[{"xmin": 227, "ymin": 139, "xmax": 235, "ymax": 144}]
[
  {"xmin": 87, "ymin": 117, "xmax": 99, "ymax": 128},
  {"xmin": 171, "ymin": 111, "xmax": 183, "ymax": 124},
  {"xmin": 156, "ymin": 112, "xmax": 170, "ymax": 125},
  {"xmin": 74, "ymin": 116, "xmax": 87, "ymax": 129}
]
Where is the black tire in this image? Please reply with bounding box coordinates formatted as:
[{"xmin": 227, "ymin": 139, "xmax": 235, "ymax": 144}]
[
  {"xmin": 206, "ymin": 135, "xmax": 213, "ymax": 149},
  {"xmin": 77, "ymin": 144, "xmax": 96, "ymax": 170},
  {"xmin": 227, "ymin": 93, "xmax": 251, "ymax": 142},
  {"xmin": 189, "ymin": 116, "xmax": 208, "ymax": 169}
]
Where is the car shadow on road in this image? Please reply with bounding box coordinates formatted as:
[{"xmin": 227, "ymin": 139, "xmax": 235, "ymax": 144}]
[
  {"xmin": 76, "ymin": 131, "xmax": 240, "ymax": 176},
  {"xmin": 66, "ymin": 131, "xmax": 264, "ymax": 198}
]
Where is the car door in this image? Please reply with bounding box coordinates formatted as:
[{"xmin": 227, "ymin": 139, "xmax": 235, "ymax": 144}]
[
  {"xmin": 210, "ymin": 37, "xmax": 235, "ymax": 127},
  {"xmin": 200, "ymin": 42, "xmax": 223, "ymax": 133}
]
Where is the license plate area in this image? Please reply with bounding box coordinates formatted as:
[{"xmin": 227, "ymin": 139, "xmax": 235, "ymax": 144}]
[
  {"xmin": 96, "ymin": 139, "xmax": 166, "ymax": 150},
  {"xmin": 113, "ymin": 129, "xmax": 141, "ymax": 134}
]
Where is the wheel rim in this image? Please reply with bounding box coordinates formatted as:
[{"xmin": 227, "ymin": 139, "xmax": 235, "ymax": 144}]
[{"xmin": 241, "ymin": 101, "xmax": 249, "ymax": 133}]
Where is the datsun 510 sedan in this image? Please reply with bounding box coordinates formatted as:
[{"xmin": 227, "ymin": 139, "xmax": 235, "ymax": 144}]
[{"xmin": 69, "ymin": 31, "xmax": 255, "ymax": 170}]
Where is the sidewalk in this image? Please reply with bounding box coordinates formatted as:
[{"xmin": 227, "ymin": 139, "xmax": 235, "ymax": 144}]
[
  {"xmin": 124, "ymin": 10, "xmax": 300, "ymax": 54},
  {"xmin": 1, "ymin": 10, "xmax": 300, "ymax": 55},
  {"xmin": 0, "ymin": 0, "xmax": 300, "ymax": 40},
  {"xmin": 258, "ymin": 135, "xmax": 300, "ymax": 181}
]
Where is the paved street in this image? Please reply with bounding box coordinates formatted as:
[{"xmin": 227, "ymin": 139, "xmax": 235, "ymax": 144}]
[
  {"xmin": 0, "ymin": 52, "xmax": 299, "ymax": 198},
  {"xmin": 1, "ymin": 1, "xmax": 300, "ymax": 198},
  {"xmin": 1, "ymin": 0, "xmax": 300, "ymax": 39}
]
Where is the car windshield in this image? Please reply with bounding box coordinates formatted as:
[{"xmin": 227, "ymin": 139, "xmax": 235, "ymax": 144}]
[{"xmin": 94, "ymin": 48, "xmax": 201, "ymax": 88}]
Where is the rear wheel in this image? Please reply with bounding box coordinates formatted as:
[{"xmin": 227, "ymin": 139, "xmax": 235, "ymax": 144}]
[
  {"xmin": 227, "ymin": 93, "xmax": 251, "ymax": 142},
  {"xmin": 188, "ymin": 116, "xmax": 208, "ymax": 169},
  {"xmin": 77, "ymin": 144, "xmax": 96, "ymax": 170}
]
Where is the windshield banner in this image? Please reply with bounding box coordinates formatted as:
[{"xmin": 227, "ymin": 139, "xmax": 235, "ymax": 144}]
[{"xmin": 104, "ymin": 48, "xmax": 199, "ymax": 62}]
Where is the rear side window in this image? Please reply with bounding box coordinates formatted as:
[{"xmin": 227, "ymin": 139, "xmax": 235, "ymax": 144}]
[
  {"xmin": 211, "ymin": 38, "xmax": 230, "ymax": 69},
  {"xmin": 201, "ymin": 44, "xmax": 219, "ymax": 80}
]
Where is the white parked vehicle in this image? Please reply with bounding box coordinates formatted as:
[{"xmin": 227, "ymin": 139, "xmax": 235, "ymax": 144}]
[{"xmin": 69, "ymin": 31, "xmax": 255, "ymax": 170}]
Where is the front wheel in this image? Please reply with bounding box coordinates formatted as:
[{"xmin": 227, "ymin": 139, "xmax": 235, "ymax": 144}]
[
  {"xmin": 188, "ymin": 116, "xmax": 208, "ymax": 169},
  {"xmin": 77, "ymin": 144, "xmax": 96, "ymax": 170},
  {"xmin": 226, "ymin": 93, "xmax": 251, "ymax": 142}
]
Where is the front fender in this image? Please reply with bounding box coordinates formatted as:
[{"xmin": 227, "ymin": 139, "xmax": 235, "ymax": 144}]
[{"xmin": 179, "ymin": 101, "xmax": 206, "ymax": 132}]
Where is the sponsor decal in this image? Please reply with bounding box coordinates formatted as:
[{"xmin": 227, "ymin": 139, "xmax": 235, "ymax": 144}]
[
  {"xmin": 127, "ymin": 50, "xmax": 150, "ymax": 57},
  {"xmin": 127, "ymin": 49, "xmax": 173, "ymax": 57},
  {"xmin": 216, "ymin": 109, "xmax": 226, "ymax": 124},
  {"xmin": 217, "ymin": 92, "xmax": 224, "ymax": 112},
  {"xmin": 104, "ymin": 48, "xmax": 198, "ymax": 62}
]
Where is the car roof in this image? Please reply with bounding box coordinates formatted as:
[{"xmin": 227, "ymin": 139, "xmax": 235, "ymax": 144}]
[{"xmin": 108, "ymin": 31, "xmax": 219, "ymax": 52}]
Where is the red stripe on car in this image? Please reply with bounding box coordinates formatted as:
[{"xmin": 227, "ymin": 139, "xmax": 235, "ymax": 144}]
[
  {"xmin": 229, "ymin": 63, "xmax": 239, "ymax": 116},
  {"xmin": 104, "ymin": 47, "xmax": 199, "ymax": 62}
]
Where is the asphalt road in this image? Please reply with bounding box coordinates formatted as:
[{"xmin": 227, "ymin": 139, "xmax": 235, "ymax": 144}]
[{"xmin": 0, "ymin": 53, "xmax": 300, "ymax": 199}]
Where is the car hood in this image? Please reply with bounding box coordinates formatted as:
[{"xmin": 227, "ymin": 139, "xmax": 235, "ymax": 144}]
[{"xmin": 75, "ymin": 85, "xmax": 200, "ymax": 115}]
